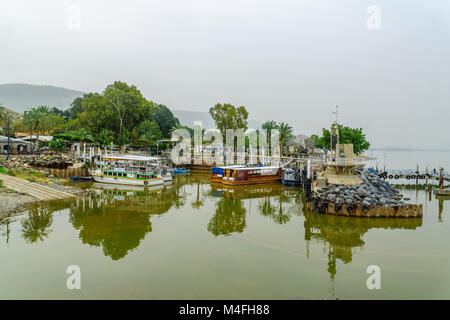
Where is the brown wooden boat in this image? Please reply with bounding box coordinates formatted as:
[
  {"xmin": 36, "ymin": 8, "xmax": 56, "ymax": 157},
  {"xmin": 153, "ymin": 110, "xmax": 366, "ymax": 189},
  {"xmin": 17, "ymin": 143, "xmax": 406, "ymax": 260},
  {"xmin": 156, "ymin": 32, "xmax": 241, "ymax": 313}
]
[{"xmin": 221, "ymin": 166, "xmax": 282, "ymax": 186}]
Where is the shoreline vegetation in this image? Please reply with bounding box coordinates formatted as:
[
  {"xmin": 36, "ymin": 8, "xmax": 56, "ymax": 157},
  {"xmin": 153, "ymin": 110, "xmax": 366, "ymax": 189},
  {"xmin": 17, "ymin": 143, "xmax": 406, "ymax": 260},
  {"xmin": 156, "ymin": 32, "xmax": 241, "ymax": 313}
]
[
  {"xmin": 0, "ymin": 81, "xmax": 370, "ymax": 157},
  {"xmin": 0, "ymin": 81, "xmax": 372, "ymax": 219}
]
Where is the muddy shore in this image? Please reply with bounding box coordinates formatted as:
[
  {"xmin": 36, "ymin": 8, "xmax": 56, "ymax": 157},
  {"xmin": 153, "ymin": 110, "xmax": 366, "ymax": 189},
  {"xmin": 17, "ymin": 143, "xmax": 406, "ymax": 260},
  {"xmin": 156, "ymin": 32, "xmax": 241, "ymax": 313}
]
[{"xmin": 0, "ymin": 179, "xmax": 85, "ymax": 219}]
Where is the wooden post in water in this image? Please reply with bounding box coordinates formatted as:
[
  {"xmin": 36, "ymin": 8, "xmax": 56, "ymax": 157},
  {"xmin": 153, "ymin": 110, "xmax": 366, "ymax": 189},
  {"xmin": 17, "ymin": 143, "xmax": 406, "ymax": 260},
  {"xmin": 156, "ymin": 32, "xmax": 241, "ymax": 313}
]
[
  {"xmin": 439, "ymin": 167, "xmax": 444, "ymax": 189},
  {"xmin": 416, "ymin": 164, "xmax": 419, "ymax": 187}
]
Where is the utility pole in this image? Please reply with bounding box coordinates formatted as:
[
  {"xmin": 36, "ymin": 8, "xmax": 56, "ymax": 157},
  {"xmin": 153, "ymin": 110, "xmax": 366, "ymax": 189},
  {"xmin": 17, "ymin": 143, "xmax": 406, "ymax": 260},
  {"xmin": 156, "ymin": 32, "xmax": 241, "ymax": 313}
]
[
  {"xmin": 332, "ymin": 105, "xmax": 338, "ymax": 124},
  {"xmin": 330, "ymin": 105, "xmax": 339, "ymax": 163},
  {"xmin": 6, "ymin": 115, "xmax": 10, "ymax": 160}
]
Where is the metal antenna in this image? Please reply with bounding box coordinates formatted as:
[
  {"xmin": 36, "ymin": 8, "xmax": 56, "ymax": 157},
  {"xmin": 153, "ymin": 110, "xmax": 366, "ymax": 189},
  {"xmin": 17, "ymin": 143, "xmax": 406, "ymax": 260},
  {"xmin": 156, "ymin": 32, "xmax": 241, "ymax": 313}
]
[{"xmin": 332, "ymin": 105, "xmax": 338, "ymax": 125}]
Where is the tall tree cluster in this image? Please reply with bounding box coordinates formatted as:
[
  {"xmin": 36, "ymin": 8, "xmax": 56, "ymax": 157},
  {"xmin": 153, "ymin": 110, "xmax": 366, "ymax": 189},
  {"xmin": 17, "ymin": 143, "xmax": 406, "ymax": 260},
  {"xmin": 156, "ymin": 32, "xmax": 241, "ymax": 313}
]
[{"xmin": 17, "ymin": 81, "xmax": 180, "ymax": 147}]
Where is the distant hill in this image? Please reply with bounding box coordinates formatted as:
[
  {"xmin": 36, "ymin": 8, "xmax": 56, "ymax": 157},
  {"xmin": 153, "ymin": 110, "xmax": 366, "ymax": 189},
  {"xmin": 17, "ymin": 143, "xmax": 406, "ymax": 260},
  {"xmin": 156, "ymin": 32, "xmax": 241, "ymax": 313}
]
[
  {"xmin": 0, "ymin": 84, "xmax": 262, "ymax": 129},
  {"xmin": 0, "ymin": 83, "xmax": 85, "ymax": 112},
  {"xmin": 172, "ymin": 109, "xmax": 262, "ymax": 130}
]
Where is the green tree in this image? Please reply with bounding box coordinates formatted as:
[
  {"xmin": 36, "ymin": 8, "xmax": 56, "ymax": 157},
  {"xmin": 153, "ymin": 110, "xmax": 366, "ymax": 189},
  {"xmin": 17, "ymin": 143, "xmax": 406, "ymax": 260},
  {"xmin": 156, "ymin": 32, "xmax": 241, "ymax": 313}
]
[
  {"xmin": 21, "ymin": 207, "xmax": 53, "ymax": 244},
  {"xmin": 169, "ymin": 123, "xmax": 194, "ymax": 138},
  {"xmin": 73, "ymin": 128, "xmax": 93, "ymax": 144},
  {"xmin": 96, "ymin": 128, "xmax": 115, "ymax": 146},
  {"xmin": 0, "ymin": 108, "xmax": 23, "ymax": 136},
  {"xmin": 152, "ymin": 104, "xmax": 179, "ymax": 138},
  {"xmin": 209, "ymin": 103, "xmax": 248, "ymax": 140},
  {"xmin": 261, "ymin": 120, "xmax": 278, "ymax": 140},
  {"xmin": 49, "ymin": 138, "xmax": 65, "ymax": 151},
  {"xmin": 50, "ymin": 107, "xmax": 66, "ymax": 119},
  {"xmin": 24, "ymin": 106, "xmax": 52, "ymax": 149},
  {"xmin": 277, "ymin": 122, "xmax": 294, "ymax": 153},
  {"xmin": 314, "ymin": 125, "xmax": 370, "ymax": 155},
  {"xmin": 66, "ymin": 93, "xmax": 94, "ymax": 120},
  {"xmin": 79, "ymin": 82, "xmax": 154, "ymax": 147},
  {"xmin": 0, "ymin": 104, "xmax": 6, "ymax": 126},
  {"xmin": 304, "ymin": 134, "xmax": 318, "ymax": 150},
  {"xmin": 137, "ymin": 120, "xmax": 162, "ymax": 142}
]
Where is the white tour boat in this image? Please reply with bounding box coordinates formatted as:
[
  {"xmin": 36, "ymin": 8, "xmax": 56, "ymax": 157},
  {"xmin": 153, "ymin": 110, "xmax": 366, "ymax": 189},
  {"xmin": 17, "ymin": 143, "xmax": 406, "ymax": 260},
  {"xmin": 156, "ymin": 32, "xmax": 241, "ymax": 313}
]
[{"xmin": 89, "ymin": 155, "xmax": 171, "ymax": 186}]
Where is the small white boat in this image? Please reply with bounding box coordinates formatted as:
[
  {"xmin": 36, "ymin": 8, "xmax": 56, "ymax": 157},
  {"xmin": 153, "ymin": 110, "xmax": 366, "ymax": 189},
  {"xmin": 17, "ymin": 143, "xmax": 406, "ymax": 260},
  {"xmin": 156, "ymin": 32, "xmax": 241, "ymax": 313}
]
[{"xmin": 160, "ymin": 171, "xmax": 173, "ymax": 182}]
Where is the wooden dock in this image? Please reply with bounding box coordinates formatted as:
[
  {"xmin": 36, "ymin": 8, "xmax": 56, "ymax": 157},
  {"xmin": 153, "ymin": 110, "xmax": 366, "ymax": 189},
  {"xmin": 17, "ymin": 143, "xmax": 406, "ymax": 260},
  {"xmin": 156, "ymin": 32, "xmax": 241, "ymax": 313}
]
[{"xmin": 0, "ymin": 173, "xmax": 75, "ymax": 201}]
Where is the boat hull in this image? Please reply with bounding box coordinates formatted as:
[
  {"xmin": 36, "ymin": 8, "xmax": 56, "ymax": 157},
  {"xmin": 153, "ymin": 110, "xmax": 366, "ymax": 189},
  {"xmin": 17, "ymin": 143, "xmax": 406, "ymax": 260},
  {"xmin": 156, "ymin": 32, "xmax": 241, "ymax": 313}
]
[
  {"xmin": 91, "ymin": 173, "xmax": 164, "ymax": 186},
  {"xmin": 281, "ymin": 180, "xmax": 300, "ymax": 186},
  {"xmin": 221, "ymin": 176, "xmax": 281, "ymax": 186}
]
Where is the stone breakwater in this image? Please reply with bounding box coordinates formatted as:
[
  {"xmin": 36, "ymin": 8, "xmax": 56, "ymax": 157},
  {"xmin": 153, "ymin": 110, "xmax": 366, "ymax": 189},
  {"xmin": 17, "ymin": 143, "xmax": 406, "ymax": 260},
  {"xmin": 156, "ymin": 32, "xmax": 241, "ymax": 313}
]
[{"xmin": 306, "ymin": 168, "xmax": 423, "ymax": 218}]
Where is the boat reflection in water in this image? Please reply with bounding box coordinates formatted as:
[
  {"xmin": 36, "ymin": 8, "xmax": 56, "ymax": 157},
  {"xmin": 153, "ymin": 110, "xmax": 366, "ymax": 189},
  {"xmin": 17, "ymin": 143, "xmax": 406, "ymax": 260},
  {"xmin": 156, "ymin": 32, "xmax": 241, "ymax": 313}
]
[
  {"xmin": 67, "ymin": 179, "xmax": 186, "ymax": 260},
  {"xmin": 4, "ymin": 175, "xmax": 425, "ymax": 277}
]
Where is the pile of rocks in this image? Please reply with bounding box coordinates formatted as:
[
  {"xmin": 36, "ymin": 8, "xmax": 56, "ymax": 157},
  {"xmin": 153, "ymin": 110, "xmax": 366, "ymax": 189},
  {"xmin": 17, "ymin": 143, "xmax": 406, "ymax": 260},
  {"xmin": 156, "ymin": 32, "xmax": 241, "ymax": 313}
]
[
  {"xmin": 0, "ymin": 154, "xmax": 75, "ymax": 170},
  {"xmin": 316, "ymin": 168, "xmax": 407, "ymax": 208}
]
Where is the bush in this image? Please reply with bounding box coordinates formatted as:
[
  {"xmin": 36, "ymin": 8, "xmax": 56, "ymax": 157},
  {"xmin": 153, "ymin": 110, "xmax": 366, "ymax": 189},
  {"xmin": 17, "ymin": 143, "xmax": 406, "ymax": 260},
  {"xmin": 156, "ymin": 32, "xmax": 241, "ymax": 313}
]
[{"xmin": 49, "ymin": 138, "xmax": 66, "ymax": 152}]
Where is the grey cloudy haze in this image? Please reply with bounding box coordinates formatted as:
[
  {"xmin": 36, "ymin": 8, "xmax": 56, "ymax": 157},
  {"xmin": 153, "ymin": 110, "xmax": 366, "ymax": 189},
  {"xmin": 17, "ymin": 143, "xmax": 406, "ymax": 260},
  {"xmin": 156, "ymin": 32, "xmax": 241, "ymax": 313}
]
[{"xmin": 1, "ymin": 0, "xmax": 449, "ymax": 148}]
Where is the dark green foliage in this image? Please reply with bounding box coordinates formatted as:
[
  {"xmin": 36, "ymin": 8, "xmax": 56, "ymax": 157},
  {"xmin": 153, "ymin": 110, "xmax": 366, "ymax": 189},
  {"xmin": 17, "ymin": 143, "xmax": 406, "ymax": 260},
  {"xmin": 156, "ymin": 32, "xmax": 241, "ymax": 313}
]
[
  {"xmin": 314, "ymin": 125, "xmax": 370, "ymax": 155},
  {"xmin": 49, "ymin": 138, "xmax": 66, "ymax": 151},
  {"xmin": 209, "ymin": 103, "xmax": 248, "ymax": 140},
  {"xmin": 152, "ymin": 104, "xmax": 179, "ymax": 138}
]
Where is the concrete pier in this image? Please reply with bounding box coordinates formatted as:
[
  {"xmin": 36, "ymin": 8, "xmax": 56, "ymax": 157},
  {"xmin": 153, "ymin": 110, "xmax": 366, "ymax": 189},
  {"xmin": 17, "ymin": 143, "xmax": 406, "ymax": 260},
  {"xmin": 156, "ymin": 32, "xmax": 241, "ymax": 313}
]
[{"xmin": 0, "ymin": 173, "xmax": 75, "ymax": 201}]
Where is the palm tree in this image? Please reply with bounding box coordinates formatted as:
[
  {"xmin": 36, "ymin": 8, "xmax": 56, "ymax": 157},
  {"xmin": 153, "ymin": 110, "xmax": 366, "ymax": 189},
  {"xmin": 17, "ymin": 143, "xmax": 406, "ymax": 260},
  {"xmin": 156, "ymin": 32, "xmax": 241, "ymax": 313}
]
[
  {"xmin": 21, "ymin": 207, "xmax": 53, "ymax": 243},
  {"xmin": 277, "ymin": 122, "xmax": 294, "ymax": 154},
  {"xmin": 24, "ymin": 106, "xmax": 51, "ymax": 150},
  {"xmin": 191, "ymin": 182, "xmax": 204, "ymax": 209},
  {"xmin": 74, "ymin": 128, "xmax": 92, "ymax": 144},
  {"xmin": 258, "ymin": 197, "xmax": 276, "ymax": 217},
  {"xmin": 261, "ymin": 120, "xmax": 278, "ymax": 141},
  {"xmin": 262, "ymin": 120, "xmax": 279, "ymax": 156}
]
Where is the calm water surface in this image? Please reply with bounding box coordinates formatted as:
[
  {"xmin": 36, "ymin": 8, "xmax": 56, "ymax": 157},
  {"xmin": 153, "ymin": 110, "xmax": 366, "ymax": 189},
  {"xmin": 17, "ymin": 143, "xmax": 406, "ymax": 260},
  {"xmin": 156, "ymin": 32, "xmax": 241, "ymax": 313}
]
[{"xmin": 0, "ymin": 173, "xmax": 449, "ymax": 299}]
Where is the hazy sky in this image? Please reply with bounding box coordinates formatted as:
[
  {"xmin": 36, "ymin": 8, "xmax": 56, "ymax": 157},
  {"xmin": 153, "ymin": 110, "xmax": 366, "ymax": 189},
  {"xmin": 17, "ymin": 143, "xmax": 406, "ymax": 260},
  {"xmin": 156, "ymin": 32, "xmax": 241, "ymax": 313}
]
[{"xmin": 1, "ymin": 0, "xmax": 449, "ymax": 148}]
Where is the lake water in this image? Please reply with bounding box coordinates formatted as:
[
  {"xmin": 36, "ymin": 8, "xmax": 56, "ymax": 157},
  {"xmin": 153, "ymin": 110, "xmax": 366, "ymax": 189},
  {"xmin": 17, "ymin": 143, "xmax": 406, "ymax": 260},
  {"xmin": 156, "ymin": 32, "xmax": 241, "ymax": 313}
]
[
  {"xmin": 0, "ymin": 170, "xmax": 449, "ymax": 299},
  {"xmin": 367, "ymin": 149, "xmax": 450, "ymax": 172}
]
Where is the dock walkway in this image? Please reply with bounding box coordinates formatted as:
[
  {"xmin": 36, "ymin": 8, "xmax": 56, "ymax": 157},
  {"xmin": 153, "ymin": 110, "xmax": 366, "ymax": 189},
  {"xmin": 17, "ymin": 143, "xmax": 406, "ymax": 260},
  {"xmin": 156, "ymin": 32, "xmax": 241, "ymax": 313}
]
[{"xmin": 0, "ymin": 173, "xmax": 75, "ymax": 201}]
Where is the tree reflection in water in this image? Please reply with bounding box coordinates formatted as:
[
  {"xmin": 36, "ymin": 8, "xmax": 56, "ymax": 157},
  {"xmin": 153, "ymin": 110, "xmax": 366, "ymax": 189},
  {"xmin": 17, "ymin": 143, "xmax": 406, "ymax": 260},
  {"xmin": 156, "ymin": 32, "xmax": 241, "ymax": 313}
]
[
  {"xmin": 208, "ymin": 198, "xmax": 247, "ymax": 236},
  {"xmin": 11, "ymin": 174, "xmax": 426, "ymax": 282},
  {"xmin": 68, "ymin": 180, "xmax": 186, "ymax": 260},
  {"xmin": 21, "ymin": 204, "xmax": 54, "ymax": 244},
  {"xmin": 303, "ymin": 205, "xmax": 423, "ymax": 295}
]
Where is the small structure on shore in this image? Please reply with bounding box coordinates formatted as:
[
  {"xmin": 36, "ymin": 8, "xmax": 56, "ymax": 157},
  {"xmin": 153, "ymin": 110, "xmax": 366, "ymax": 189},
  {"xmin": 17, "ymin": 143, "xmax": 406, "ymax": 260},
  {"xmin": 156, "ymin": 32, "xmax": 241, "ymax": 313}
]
[{"xmin": 303, "ymin": 123, "xmax": 422, "ymax": 218}]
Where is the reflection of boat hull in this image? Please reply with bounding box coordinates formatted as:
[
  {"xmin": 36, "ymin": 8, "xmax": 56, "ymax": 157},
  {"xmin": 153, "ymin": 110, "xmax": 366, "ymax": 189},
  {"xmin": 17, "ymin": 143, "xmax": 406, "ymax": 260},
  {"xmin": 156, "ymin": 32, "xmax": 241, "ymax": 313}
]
[
  {"xmin": 211, "ymin": 175, "xmax": 223, "ymax": 183},
  {"xmin": 91, "ymin": 182, "xmax": 165, "ymax": 192},
  {"xmin": 70, "ymin": 176, "xmax": 92, "ymax": 181},
  {"xmin": 91, "ymin": 173, "xmax": 164, "ymax": 186},
  {"xmin": 222, "ymin": 175, "xmax": 281, "ymax": 186},
  {"xmin": 171, "ymin": 168, "xmax": 190, "ymax": 175}
]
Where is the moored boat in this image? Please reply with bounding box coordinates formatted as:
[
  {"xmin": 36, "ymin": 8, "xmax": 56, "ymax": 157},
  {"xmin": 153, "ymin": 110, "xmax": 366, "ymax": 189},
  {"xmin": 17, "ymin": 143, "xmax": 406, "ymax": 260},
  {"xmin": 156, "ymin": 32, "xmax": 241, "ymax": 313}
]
[
  {"xmin": 281, "ymin": 169, "xmax": 300, "ymax": 186},
  {"xmin": 221, "ymin": 166, "xmax": 282, "ymax": 186},
  {"xmin": 170, "ymin": 168, "xmax": 191, "ymax": 176},
  {"xmin": 211, "ymin": 165, "xmax": 245, "ymax": 183},
  {"xmin": 89, "ymin": 155, "xmax": 165, "ymax": 186}
]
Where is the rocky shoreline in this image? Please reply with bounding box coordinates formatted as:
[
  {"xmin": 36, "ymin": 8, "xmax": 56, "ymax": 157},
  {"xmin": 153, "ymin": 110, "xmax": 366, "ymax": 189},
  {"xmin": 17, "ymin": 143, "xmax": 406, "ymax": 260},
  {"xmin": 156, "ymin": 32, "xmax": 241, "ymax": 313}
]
[
  {"xmin": 306, "ymin": 168, "xmax": 423, "ymax": 217},
  {"xmin": 0, "ymin": 178, "xmax": 86, "ymax": 220},
  {"xmin": 316, "ymin": 168, "xmax": 408, "ymax": 208}
]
